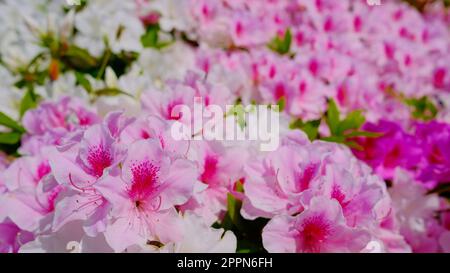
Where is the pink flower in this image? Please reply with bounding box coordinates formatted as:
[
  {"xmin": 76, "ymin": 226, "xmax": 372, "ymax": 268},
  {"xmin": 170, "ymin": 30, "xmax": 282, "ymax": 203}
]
[
  {"xmin": 94, "ymin": 139, "xmax": 198, "ymax": 252},
  {"xmin": 20, "ymin": 97, "xmax": 99, "ymax": 156},
  {"xmin": 141, "ymin": 84, "xmax": 196, "ymax": 122},
  {"xmin": 0, "ymin": 153, "xmax": 61, "ymax": 232},
  {"xmin": 242, "ymin": 136, "xmax": 390, "ymax": 225},
  {"xmin": 241, "ymin": 142, "xmax": 319, "ymax": 219},
  {"xmin": 120, "ymin": 115, "xmax": 191, "ymax": 158},
  {"xmin": 0, "ymin": 220, "xmax": 34, "ymax": 253},
  {"xmin": 262, "ymin": 196, "xmax": 371, "ymax": 253},
  {"xmin": 389, "ymin": 169, "xmax": 448, "ymax": 253},
  {"xmin": 48, "ymin": 113, "xmax": 126, "ymax": 235},
  {"xmin": 180, "ymin": 141, "xmax": 248, "ymax": 224}
]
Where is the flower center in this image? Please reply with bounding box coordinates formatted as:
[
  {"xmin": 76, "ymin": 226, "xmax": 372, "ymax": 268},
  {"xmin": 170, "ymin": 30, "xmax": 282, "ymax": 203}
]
[
  {"xmin": 87, "ymin": 144, "xmax": 112, "ymax": 177},
  {"xmin": 296, "ymin": 214, "xmax": 331, "ymax": 253},
  {"xmin": 128, "ymin": 160, "xmax": 160, "ymax": 202}
]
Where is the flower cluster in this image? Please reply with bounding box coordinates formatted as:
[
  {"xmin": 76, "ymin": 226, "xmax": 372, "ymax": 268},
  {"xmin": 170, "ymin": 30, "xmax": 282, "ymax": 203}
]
[{"xmin": 0, "ymin": 0, "xmax": 449, "ymax": 253}]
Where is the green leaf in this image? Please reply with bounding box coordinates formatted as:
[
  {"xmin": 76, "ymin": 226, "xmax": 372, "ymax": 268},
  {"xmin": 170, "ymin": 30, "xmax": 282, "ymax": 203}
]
[
  {"xmin": 61, "ymin": 45, "xmax": 98, "ymax": 70},
  {"xmin": 267, "ymin": 28, "xmax": 292, "ymax": 55},
  {"xmin": 276, "ymin": 96, "xmax": 286, "ymax": 112},
  {"xmin": 290, "ymin": 119, "xmax": 321, "ymax": 141},
  {"xmin": 318, "ymin": 99, "xmax": 383, "ymax": 149},
  {"xmin": 75, "ymin": 72, "xmax": 93, "ymax": 93},
  {"xmin": 217, "ymin": 191, "xmax": 269, "ymax": 253},
  {"xmin": 94, "ymin": 88, "xmax": 132, "ymax": 97},
  {"xmin": 0, "ymin": 112, "xmax": 25, "ymax": 133},
  {"xmin": 345, "ymin": 130, "xmax": 383, "ymax": 138},
  {"xmin": 19, "ymin": 89, "xmax": 38, "ymax": 118},
  {"xmin": 337, "ymin": 110, "xmax": 365, "ymax": 135},
  {"xmin": 343, "ymin": 140, "xmax": 364, "ymax": 151},
  {"xmin": 141, "ymin": 25, "xmax": 159, "ymax": 48},
  {"xmin": 105, "ymin": 51, "xmax": 139, "ymax": 78},
  {"xmin": 227, "ymin": 193, "xmax": 241, "ymax": 226},
  {"xmin": 0, "ymin": 132, "xmax": 21, "ymax": 145},
  {"xmin": 326, "ymin": 99, "xmax": 340, "ymax": 135},
  {"xmin": 404, "ymin": 96, "xmax": 438, "ymax": 121},
  {"xmin": 321, "ymin": 135, "xmax": 346, "ymax": 143},
  {"xmin": 140, "ymin": 24, "xmax": 173, "ymax": 49}
]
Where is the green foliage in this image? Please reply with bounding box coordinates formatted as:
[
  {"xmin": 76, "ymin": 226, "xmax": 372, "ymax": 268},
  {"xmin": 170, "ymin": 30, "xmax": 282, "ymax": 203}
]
[
  {"xmin": 290, "ymin": 119, "xmax": 321, "ymax": 141},
  {"xmin": 276, "ymin": 96, "xmax": 286, "ymax": 112},
  {"xmin": 385, "ymin": 87, "xmax": 439, "ymax": 121},
  {"xmin": 60, "ymin": 44, "xmax": 99, "ymax": 71},
  {"xmin": 214, "ymin": 181, "xmax": 269, "ymax": 253},
  {"xmin": 404, "ymin": 96, "xmax": 438, "ymax": 121},
  {"xmin": 0, "ymin": 112, "xmax": 25, "ymax": 133},
  {"xmin": 12, "ymin": 33, "xmax": 139, "ymax": 101},
  {"xmin": 336, "ymin": 110, "xmax": 366, "ymax": 136},
  {"xmin": 0, "ymin": 111, "xmax": 26, "ymax": 153},
  {"xmin": 105, "ymin": 50, "xmax": 139, "ymax": 78},
  {"xmin": 322, "ymin": 99, "xmax": 381, "ymax": 149},
  {"xmin": 19, "ymin": 88, "xmax": 39, "ymax": 118},
  {"xmin": 75, "ymin": 71, "xmax": 93, "ymax": 93},
  {"xmin": 94, "ymin": 88, "xmax": 132, "ymax": 98},
  {"xmin": 140, "ymin": 24, "xmax": 173, "ymax": 49},
  {"xmin": 290, "ymin": 99, "xmax": 381, "ymax": 149},
  {"xmin": 268, "ymin": 28, "xmax": 292, "ymax": 55},
  {"xmin": 0, "ymin": 132, "xmax": 22, "ymax": 145},
  {"xmin": 326, "ymin": 99, "xmax": 340, "ymax": 135},
  {"xmin": 14, "ymin": 72, "xmax": 47, "ymax": 89},
  {"xmin": 0, "ymin": 12, "xmax": 140, "ymax": 155}
]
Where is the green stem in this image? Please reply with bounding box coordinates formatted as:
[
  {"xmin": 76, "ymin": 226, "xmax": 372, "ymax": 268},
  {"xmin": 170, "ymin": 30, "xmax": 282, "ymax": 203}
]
[{"xmin": 96, "ymin": 49, "xmax": 111, "ymax": 79}]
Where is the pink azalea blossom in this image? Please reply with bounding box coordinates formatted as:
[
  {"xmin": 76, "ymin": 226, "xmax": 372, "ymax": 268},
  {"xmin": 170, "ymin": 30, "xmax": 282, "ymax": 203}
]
[
  {"xmin": 180, "ymin": 141, "xmax": 248, "ymax": 224},
  {"xmin": 389, "ymin": 169, "xmax": 448, "ymax": 253},
  {"xmin": 262, "ymin": 196, "xmax": 371, "ymax": 253},
  {"xmin": 93, "ymin": 139, "xmax": 198, "ymax": 252},
  {"xmin": 20, "ymin": 97, "xmax": 99, "ymax": 156},
  {"xmin": 0, "ymin": 0, "xmax": 449, "ymax": 254}
]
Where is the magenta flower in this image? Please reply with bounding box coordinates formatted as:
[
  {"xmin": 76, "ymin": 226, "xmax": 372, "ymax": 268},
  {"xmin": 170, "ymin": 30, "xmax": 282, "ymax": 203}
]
[
  {"xmin": 353, "ymin": 120, "xmax": 421, "ymax": 180},
  {"xmin": 414, "ymin": 121, "xmax": 450, "ymax": 186}
]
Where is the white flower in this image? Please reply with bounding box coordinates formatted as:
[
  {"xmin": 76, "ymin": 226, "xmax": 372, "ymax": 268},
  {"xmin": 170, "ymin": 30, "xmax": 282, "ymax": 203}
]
[
  {"xmin": 74, "ymin": 0, "xmax": 144, "ymax": 57},
  {"xmin": 0, "ymin": 0, "xmax": 66, "ymax": 69},
  {"xmin": 136, "ymin": 41, "xmax": 196, "ymax": 83},
  {"xmin": 144, "ymin": 0, "xmax": 195, "ymax": 33}
]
